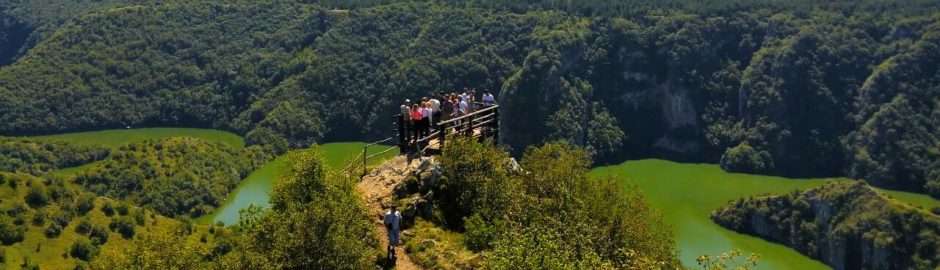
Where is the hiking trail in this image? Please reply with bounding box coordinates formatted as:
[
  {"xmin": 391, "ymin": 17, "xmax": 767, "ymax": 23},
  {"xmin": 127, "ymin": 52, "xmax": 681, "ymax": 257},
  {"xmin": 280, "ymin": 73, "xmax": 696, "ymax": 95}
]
[{"xmin": 357, "ymin": 155, "xmax": 424, "ymax": 270}]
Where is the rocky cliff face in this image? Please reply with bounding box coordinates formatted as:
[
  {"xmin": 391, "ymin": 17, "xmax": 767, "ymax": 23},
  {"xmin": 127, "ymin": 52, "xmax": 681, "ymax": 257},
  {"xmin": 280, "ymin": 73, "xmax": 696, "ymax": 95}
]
[{"xmin": 712, "ymin": 182, "xmax": 940, "ymax": 270}]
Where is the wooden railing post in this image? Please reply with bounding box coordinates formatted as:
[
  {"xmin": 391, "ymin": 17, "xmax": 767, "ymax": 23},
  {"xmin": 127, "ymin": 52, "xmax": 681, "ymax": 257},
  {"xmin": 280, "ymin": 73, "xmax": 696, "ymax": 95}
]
[
  {"xmin": 439, "ymin": 121, "xmax": 446, "ymax": 150},
  {"xmin": 362, "ymin": 145, "xmax": 368, "ymax": 177},
  {"xmin": 493, "ymin": 108, "xmax": 499, "ymax": 144},
  {"xmin": 396, "ymin": 114, "xmax": 405, "ymax": 153},
  {"xmin": 466, "ymin": 113, "xmax": 474, "ymax": 136}
]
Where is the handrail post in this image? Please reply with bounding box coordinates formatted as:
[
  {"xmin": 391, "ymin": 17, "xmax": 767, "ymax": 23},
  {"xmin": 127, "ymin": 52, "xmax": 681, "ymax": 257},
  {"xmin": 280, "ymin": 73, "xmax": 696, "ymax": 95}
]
[
  {"xmin": 396, "ymin": 114, "xmax": 406, "ymax": 153},
  {"xmin": 362, "ymin": 145, "xmax": 368, "ymax": 177},
  {"xmin": 493, "ymin": 108, "xmax": 499, "ymax": 144},
  {"xmin": 466, "ymin": 113, "xmax": 474, "ymax": 136},
  {"xmin": 439, "ymin": 121, "xmax": 446, "ymax": 150}
]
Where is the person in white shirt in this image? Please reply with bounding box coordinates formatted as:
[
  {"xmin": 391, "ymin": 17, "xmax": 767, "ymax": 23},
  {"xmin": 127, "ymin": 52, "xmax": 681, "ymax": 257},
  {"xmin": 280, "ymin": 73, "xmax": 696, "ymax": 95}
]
[
  {"xmin": 425, "ymin": 102, "xmax": 434, "ymax": 136},
  {"xmin": 400, "ymin": 99, "xmax": 411, "ymax": 141},
  {"xmin": 384, "ymin": 206, "xmax": 402, "ymax": 263},
  {"xmin": 482, "ymin": 92, "xmax": 495, "ymax": 106},
  {"xmin": 458, "ymin": 97, "xmax": 469, "ymax": 115},
  {"xmin": 429, "ymin": 96, "xmax": 441, "ymax": 124}
]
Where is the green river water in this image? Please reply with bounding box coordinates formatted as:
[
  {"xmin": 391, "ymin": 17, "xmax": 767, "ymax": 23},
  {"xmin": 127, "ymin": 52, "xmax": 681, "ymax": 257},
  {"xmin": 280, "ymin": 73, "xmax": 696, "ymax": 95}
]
[{"xmin": 35, "ymin": 128, "xmax": 940, "ymax": 269}]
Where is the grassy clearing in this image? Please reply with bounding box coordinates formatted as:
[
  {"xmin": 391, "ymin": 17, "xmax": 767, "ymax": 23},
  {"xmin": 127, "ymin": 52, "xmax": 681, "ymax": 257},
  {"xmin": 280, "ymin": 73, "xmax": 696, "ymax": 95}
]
[{"xmin": 404, "ymin": 219, "xmax": 480, "ymax": 270}]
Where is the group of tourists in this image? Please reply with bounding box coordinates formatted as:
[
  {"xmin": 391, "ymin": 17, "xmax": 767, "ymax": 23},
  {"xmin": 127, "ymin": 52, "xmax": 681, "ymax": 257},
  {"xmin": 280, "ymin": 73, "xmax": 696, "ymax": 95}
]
[{"xmin": 399, "ymin": 89, "xmax": 497, "ymax": 143}]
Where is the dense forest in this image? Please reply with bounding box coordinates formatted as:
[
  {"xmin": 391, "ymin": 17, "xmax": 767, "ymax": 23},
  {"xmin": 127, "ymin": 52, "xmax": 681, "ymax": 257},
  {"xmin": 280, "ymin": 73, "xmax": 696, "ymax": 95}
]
[
  {"xmin": 1, "ymin": 0, "xmax": 939, "ymax": 198},
  {"xmin": 74, "ymin": 138, "xmax": 272, "ymax": 218},
  {"xmin": 712, "ymin": 182, "xmax": 940, "ymax": 270}
]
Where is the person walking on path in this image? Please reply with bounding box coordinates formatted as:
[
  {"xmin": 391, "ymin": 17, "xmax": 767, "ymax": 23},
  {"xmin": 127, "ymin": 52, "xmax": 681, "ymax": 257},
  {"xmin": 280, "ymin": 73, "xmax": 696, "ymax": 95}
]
[{"xmin": 384, "ymin": 205, "xmax": 402, "ymax": 264}]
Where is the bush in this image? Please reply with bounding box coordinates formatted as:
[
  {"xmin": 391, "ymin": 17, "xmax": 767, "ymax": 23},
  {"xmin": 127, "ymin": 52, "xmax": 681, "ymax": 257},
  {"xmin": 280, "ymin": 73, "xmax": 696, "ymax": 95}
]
[
  {"xmin": 6, "ymin": 202, "xmax": 27, "ymax": 217},
  {"xmin": 244, "ymin": 148, "xmax": 378, "ymax": 269},
  {"xmin": 70, "ymin": 238, "xmax": 97, "ymax": 261},
  {"xmin": 463, "ymin": 213, "xmax": 498, "ymax": 251},
  {"xmin": 100, "ymin": 202, "xmax": 114, "ymax": 217},
  {"xmin": 31, "ymin": 210, "xmax": 47, "ymax": 226},
  {"xmin": 720, "ymin": 142, "xmax": 775, "ymax": 174},
  {"xmin": 109, "ymin": 216, "xmax": 135, "ymax": 239},
  {"xmin": 88, "ymin": 225, "xmax": 109, "ymax": 246},
  {"xmin": 115, "ymin": 203, "xmax": 129, "ymax": 216},
  {"xmin": 74, "ymin": 194, "xmax": 96, "ymax": 215},
  {"xmin": 75, "ymin": 219, "xmax": 92, "ymax": 235},
  {"xmin": 437, "ymin": 137, "xmax": 515, "ymax": 227},
  {"xmin": 0, "ymin": 217, "xmax": 25, "ymax": 245},
  {"xmin": 25, "ymin": 181, "xmax": 50, "ymax": 208},
  {"xmin": 45, "ymin": 223, "xmax": 63, "ymax": 238},
  {"xmin": 51, "ymin": 211, "xmax": 71, "ymax": 228},
  {"xmin": 132, "ymin": 210, "xmax": 146, "ymax": 226}
]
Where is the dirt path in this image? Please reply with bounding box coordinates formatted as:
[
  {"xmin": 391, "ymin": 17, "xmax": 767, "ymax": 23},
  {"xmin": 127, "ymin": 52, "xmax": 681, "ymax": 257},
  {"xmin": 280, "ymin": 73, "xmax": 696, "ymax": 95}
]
[{"xmin": 357, "ymin": 155, "xmax": 422, "ymax": 270}]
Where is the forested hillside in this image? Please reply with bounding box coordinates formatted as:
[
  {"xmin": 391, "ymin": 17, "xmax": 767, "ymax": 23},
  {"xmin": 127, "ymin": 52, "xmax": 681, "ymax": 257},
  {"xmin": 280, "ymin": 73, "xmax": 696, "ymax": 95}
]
[
  {"xmin": 2, "ymin": 1, "xmax": 940, "ymax": 198},
  {"xmin": 0, "ymin": 0, "xmax": 139, "ymax": 65}
]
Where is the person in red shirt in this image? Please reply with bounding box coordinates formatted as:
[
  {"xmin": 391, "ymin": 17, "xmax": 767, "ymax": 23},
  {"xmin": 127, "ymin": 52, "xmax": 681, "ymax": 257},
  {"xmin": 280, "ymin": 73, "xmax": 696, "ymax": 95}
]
[{"xmin": 410, "ymin": 104, "xmax": 423, "ymax": 143}]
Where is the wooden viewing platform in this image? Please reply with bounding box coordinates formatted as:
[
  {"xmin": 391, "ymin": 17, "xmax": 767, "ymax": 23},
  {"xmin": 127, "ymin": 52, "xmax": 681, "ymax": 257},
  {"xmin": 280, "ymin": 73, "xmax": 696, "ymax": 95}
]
[
  {"xmin": 396, "ymin": 104, "xmax": 500, "ymax": 155},
  {"xmin": 343, "ymin": 104, "xmax": 500, "ymax": 178}
]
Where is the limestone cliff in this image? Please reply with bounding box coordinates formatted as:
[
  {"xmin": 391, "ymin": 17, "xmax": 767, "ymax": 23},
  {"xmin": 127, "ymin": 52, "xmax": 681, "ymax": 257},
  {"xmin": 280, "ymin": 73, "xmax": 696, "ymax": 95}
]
[{"xmin": 712, "ymin": 182, "xmax": 940, "ymax": 270}]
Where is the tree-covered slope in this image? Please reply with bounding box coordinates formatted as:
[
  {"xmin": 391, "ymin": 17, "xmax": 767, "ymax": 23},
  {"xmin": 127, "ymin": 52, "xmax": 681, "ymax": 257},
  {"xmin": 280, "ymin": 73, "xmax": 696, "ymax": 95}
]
[
  {"xmin": 0, "ymin": 0, "xmax": 139, "ymax": 66},
  {"xmin": 74, "ymin": 137, "xmax": 271, "ymax": 218},
  {"xmin": 0, "ymin": 137, "xmax": 109, "ymax": 175},
  {"xmin": 0, "ymin": 172, "xmax": 209, "ymax": 270},
  {"xmin": 712, "ymin": 182, "xmax": 940, "ymax": 270},
  {"xmin": 0, "ymin": 0, "xmax": 332, "ymax": 135},
  {"xmin": 2, "ymin": 1, "xmax": 940, "ymax": 197}
]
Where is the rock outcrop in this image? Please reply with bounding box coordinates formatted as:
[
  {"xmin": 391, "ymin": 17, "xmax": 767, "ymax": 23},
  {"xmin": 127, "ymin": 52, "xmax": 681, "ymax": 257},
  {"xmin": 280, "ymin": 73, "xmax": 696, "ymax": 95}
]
[
  {"xmin": 712, "ymin": 182, "xmax": 940, "ymax": 270},
  {"xmin": 359, "ymin": 156, "xmax": 443, "ymax": 230}
]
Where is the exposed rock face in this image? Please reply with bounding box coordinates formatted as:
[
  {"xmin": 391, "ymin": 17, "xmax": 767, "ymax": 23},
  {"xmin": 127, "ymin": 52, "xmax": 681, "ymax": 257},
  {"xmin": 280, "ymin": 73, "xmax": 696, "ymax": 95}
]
[
  {"xmin": 712, "ymin": 182, "xmax": 940, "ymax": 270},
  {"xmin": 359, "ymin": 156, "xmax": 444, "ymax": 230}
]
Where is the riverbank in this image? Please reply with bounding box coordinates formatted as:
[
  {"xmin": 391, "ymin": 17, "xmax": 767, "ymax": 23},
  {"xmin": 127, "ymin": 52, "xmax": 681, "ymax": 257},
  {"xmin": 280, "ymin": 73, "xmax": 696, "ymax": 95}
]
[{"xmin": 591, "ymin": 159, "xmax": 940, "ymax": 270}]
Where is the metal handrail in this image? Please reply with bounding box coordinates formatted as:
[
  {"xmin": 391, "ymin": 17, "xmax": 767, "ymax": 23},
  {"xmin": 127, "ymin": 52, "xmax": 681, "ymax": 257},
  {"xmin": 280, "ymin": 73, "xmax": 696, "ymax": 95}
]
[{"xmin": 437, "ymin": 105, "xmax": 499, "ymax": 126}]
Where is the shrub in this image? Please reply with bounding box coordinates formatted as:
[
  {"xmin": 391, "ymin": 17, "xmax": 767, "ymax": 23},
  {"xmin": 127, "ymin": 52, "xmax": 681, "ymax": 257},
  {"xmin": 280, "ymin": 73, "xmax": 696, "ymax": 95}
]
[
  {"xmin": 51, "ymin": 211, "xmax": 71, "ymax": 228},
  {"xmin": 88, "ymin": 225, "xmax": 109, "ymax": 246},
  {"xmin": 25, "ymin": 181, "xmax": 50, "ymax": 208},
  {"xmin": 115, "ymin": 203, "xmax": 129, "ymax": 216},
  {"xmin": 45, "ymin": 223, "xmax": 63, "ymax": 238},
  {"xmin": 132, "ymin": 209, "xmax": 146, "ymax": 226},
  {"xmin": 70, "ymin": 238, "xmax": 97, "ymax": 261},
  {"xmin": 720, "ymin": 142, "xmax": 775, "ymax": 174},
  {"xmin": 74, "ymin": 194, "xmax": 96, "ymax": 215},
  {"xmin": 31, "ymin": 210, "xmax": 47, "ymax": 226},
  {"xmin": 75, "ymin": 219, "xmax": 92, "ymax": 235},
  {"xmin": 109, "ymin": 216, "xmax": 135, "ymax": 239},
  {"xmin": 100, "ymin": 202, "xmax": 114, "ymax": 217},
  {"xmin": 6, "ymin": 202, "xmax": 28, "ymax": 217},
  {"xmin": 244, "ymin": 148, "xmax": 378, "ymax": 269},
  {"xmin": 0, "ymin": 217, "xmax": 25, "ymax": 245}
]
